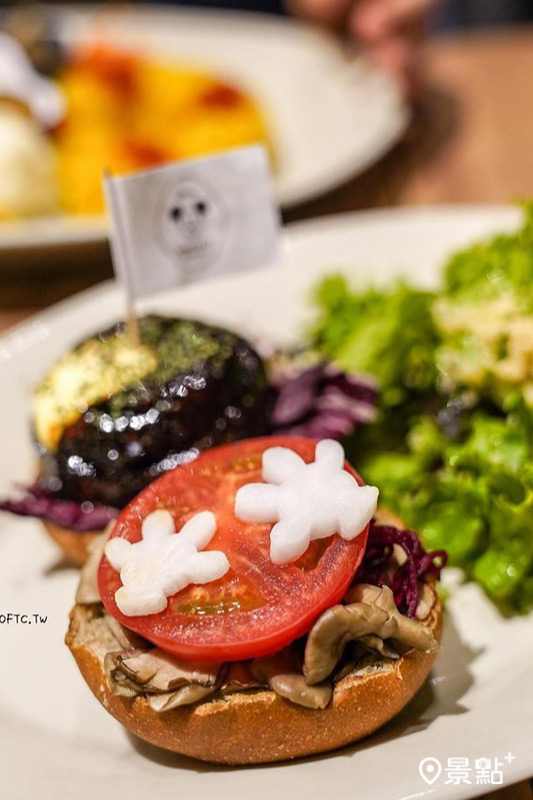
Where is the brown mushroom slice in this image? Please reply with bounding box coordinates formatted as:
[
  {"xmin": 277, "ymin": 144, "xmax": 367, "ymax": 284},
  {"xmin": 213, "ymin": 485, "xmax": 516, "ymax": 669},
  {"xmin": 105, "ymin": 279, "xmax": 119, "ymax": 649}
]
[
  {"xmin": 111, "ymin": 650, "xmax": 159, "ymax": 686},
  {"xmin": 104, "ymin": 650, "xmax": 146, "ymax": 698},
  {"xmin": 148, "ymin": 684, "xmax": 216, "ymax": 712},
  {"xmin": 304, "ymin": 584, "xmax": 439, "ymax": 685},
  {"xmin": 252, "ymin": 652, "xmax": 332, "ymax": 709},
  {"xmin": 304, "ymin": 602, "xmax": 391, "ymax": 685},
  {"xmin": 350, "ymin": 584, "xmax": 439, "ymax": 653},
  {"xmin": 108, "ymin": 679, "xmax": 139, "ymax": 699},
  {"xmin": 415, "ymin": 581, "xmax": 436, "ymax": 621},
  {"xmin": 392, "ymin": 543, "xmax": 409, "ymax": 567},
  {"xmin": 117, "ymin": 648, "xmax": 221, "ymax": 692},
  {"xmin": 270, "ymin": 674, "xmax": 332, "ymax": 709},
  {"xmin": 104, "ymin": 647, "xmax": 223, "ymax": 700},
  {"xmin": 359, "ymin": 634, "xmax": 400, "ymax": 660}
]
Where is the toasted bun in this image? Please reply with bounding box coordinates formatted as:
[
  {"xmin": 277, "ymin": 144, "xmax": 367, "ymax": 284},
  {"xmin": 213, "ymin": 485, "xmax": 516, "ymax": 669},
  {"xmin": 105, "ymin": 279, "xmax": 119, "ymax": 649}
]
[
  {"xmin": 42, "ymin": 519, "xmax": 100, "ymax": 567},
  {"xmin": 36, "ymin": 463, "xmax": 101, "ymax": 566},
  {"xmin": 66, "ymin": 579, "xmax": 442, "ymax": 765}
]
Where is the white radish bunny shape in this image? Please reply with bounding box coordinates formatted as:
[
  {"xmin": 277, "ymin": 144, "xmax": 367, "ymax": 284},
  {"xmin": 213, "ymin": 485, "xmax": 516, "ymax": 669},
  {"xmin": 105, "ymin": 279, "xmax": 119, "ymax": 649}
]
[
  {"xmin": 235, "ymin": 439, "xmax": 379, "ymax": 565},
  {"xmin": 105, "ymin": 510, "xmax": 229, "ymax": 616}
]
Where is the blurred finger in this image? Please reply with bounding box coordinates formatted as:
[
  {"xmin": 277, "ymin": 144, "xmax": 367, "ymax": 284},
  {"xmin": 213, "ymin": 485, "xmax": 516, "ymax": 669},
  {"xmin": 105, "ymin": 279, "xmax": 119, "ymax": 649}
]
[
  {"xmin": 285, "ymin": 0, "xmax": 354, "ymax": 27},
  {"xmin": 351, "ymin": 0, "xmax": 434, "ymax": 42},
  {"xmin": 372, "ymin": 35, "xmax": 414, "ymax": 74},
  {"xmin": 361, "ymin": 32, "xmax": 425, "ymax": 96}
]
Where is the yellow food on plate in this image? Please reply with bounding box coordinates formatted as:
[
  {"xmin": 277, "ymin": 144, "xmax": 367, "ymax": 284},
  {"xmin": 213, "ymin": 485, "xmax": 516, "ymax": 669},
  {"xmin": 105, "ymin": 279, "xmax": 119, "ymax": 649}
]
[
  {"xmin": 54, "ymin": 44, "xmax": 272, "ymax": 215},
  {"xmin": 0, "ymin": 101, "xmax": 58, "ymax": 219}
]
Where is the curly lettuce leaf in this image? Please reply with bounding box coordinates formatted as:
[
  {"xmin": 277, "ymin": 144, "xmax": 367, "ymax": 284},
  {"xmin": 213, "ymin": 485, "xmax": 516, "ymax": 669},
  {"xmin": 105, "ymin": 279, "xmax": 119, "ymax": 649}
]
[
  {"xmin": 356, "ymin": 407, "xmax": 533, "ymax": 609},
  {"xmin": 310, "ymin": 276, "xmax": 438, "ymax": 402},
  {"xmin": 444, "ymin": 202, "xmax": 533, "ymax": 303},
  {"xmin": 445, "ymin": 414, "xmax": 529, "ymax": 474},
  {"xmin": 473, "ymin": 488, "xmax": 533, "ymax": 601}
]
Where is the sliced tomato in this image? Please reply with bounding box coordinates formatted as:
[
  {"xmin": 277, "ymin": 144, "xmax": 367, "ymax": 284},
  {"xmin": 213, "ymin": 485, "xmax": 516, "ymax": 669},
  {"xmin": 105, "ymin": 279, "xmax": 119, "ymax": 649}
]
[{"xmin": 98, "ymin": 436, "xmax": 369, "ymax": 662}]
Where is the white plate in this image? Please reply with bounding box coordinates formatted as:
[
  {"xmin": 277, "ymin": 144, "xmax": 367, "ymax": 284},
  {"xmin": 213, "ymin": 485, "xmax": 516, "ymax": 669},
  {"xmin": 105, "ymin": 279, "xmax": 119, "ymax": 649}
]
[
  {"xmin": 1, "ymin": 206, "xmax": 532, "ymax": 800},
  {"xmin": 0, "ymin": 3, "xmax": 408, "ymax": 251}
]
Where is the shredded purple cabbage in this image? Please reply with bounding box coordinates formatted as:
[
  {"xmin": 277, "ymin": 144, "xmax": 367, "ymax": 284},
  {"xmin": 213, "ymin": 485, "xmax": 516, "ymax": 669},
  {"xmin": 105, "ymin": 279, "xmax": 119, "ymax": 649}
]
[
  {"xmin": 270, "ymin": 360, "xmax": 378, "ymax": 439},
  {"xmin": 0, "ymin": 483, "xmax": 119, "ymax": 532},
  {"xmin": 355, "ymin": 521, "xmax": 447, "ymax": 617}
]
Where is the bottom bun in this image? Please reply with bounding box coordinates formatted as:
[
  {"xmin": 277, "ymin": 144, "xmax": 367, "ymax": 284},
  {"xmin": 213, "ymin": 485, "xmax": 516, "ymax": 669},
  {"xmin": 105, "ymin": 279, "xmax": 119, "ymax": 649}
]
[
  {"xmin": 42, "ymin": 519, "xmax": 100, "ymax": 567},
  {"xmin": 66, "ymin": 583, "xmax": 442, "ymax": 765}
]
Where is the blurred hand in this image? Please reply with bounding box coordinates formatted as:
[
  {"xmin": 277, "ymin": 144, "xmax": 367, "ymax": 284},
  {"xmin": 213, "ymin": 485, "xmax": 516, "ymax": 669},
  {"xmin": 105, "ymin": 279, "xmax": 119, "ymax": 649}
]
[{"xmin": 286, "ymin": 0, "xmax": 438, "ymax": 95}]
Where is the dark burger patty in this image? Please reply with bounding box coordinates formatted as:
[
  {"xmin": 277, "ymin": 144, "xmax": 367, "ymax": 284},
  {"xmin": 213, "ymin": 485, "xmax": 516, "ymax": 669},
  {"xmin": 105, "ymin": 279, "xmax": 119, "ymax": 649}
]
[{"xmin": 39, "ymin": 316, "xmax": 270, "ymax": 508}]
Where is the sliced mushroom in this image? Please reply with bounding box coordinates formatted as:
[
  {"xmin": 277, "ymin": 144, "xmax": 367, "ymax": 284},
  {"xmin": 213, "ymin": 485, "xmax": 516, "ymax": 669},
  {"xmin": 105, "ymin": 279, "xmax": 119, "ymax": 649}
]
[
  {"xmin": 104, "ymin": 650, "xmax": 146, "ymax": 698},
  {"xmin": 252, "ymin": 652, "xmax": 332, "ymax": 709},
  {"xmin": 359, "ymin": 634, "xmax": 400, "ymax": 660},
  {"xmin": 104, "ymin": 647, "xmax": 223, "ymax": 696},
  {"xmin": 75, "ymin": 528, "xmax": 112, "ymax": 604},
  {"xmin": 270, "ymin": 673, "xmax": 332, "ymax": 709},
  {"xmin": 304, "ymin": 584, "xmax": 439, "ymax": 685},
  {"xmin": 147, "ymin": 684, "xmax": 216, "ymax": 712},
  {"xmin": 415, "ymin": 581, "xmax": 435, "ymax": 621},
  {"xmin": 392, "ymin": 543, "xmax": 409, "ymax": 567},
  {"xmin": 111, "ymin": 650, "xmax": 159, "ymax": 686},
  {"xmin": 350, "ymin": 584, "xmax": 438, "ymax": 653},
  {"xmin": 304, "ymin": 602, "xmax": 390, "ymax": 685}
]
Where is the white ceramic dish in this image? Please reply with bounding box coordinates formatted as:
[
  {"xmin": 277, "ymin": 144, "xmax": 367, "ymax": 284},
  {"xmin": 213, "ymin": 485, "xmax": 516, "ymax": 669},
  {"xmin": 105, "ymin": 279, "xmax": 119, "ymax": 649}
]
[
  {"xmin": 1, "ymin": 206, "xmax": 532, "ymax": 800},
  {"xmin": 0, "ymin": 3, "xmax": 408, "ymax": 251}
]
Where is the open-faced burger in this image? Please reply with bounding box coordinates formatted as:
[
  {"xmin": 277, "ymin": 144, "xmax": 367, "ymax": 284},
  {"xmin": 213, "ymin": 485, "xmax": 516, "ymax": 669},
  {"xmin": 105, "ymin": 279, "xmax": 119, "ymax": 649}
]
[
  {"xmin": 1, "ymin": 317, "xmax": 378, "ymax": 565},
  {"xmin": 66, "ymin": 436, "xmax": 446, "ymax": 764}
]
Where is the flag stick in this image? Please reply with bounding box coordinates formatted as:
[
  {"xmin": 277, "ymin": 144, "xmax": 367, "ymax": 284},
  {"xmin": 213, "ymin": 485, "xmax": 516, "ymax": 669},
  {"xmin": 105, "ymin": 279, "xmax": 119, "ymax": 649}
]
[
  {"xmin": 126, "ymin": 304, "xmax": 140, "ymax": 346},
  {"xmin": 103, "ymin": 169, "xmax": 141, "ymax": 346}
]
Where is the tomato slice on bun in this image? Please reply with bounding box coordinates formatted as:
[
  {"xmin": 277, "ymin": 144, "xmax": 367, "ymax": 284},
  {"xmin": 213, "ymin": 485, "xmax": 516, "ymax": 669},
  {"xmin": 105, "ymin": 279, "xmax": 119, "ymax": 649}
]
[{"xmin": 98, "ymin": 436, "xmax": 369, "ymax": 662}]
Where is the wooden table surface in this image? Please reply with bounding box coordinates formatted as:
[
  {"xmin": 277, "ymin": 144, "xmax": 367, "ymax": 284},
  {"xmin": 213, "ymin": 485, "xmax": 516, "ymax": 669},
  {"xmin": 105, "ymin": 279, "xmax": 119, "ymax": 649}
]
[{"xmin": 1, "ymin": 24, "xmax": 532, "ymax": 800}]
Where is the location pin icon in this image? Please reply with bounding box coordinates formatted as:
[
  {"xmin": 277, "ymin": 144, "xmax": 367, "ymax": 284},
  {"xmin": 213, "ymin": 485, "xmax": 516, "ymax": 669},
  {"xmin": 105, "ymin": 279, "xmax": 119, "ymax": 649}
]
[{"xmin": 419, "ymin": 758, "xmax": 442, "ymax": 785}]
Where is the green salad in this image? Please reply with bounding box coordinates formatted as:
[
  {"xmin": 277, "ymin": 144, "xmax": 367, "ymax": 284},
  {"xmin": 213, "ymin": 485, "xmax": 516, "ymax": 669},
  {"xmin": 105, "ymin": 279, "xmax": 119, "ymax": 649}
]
[{"xmin": 309, "ymin": 203, "xmax": 533, "ymax": 613}]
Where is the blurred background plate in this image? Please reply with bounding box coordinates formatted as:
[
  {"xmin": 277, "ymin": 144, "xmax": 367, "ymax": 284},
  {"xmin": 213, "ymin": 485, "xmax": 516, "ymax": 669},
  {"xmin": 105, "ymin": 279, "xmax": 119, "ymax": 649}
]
[{"xmin": 0, "ymin": 3, "xmax": 408, "ymax": 253}]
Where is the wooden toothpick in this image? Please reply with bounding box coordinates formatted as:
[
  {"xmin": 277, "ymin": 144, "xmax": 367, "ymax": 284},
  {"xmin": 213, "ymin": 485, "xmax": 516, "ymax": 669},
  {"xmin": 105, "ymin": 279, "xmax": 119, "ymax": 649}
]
[
  {"xmin": 103, "ymin": 168, "xmax": 141, "ymax": 347},
  {"xmin": 127, "ymin": 304, "xmax": 140, "ymax": 347}
]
